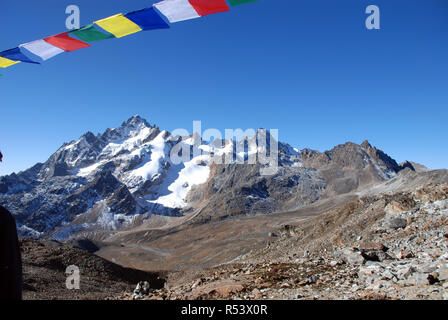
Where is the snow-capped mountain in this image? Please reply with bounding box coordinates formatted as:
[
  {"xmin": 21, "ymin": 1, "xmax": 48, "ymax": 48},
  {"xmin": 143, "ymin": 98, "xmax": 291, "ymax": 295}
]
[{"xmin": 0, "ymin": 116, "xmax": 409, "ymax": 240}]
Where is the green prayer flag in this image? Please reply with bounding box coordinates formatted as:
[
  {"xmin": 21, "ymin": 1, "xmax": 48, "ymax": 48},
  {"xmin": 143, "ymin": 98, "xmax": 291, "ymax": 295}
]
[
  {"xmin": 70, "ymin": 24, "xmax": 115, "ymax": 42},
  {"xmin": 227, "ymin": 0, "xmax": 259, "ymax": 6}
]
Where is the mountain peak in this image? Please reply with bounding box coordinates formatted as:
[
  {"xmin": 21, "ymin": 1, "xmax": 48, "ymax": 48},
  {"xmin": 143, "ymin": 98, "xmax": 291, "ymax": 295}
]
[
  {"xmin": 361, "ymin": 140, "xmax": 373, "ymax": 150},
  {"xmin": 81, "ymin": 131, "xmax": 97, "ymax": 144},
  {"xmin": 97, "ymin": 115, "xmax": 157, "ymax": 143},
  {"xmin": 121, "ymin": 115, "xmax": 151, "ymax": 129}
]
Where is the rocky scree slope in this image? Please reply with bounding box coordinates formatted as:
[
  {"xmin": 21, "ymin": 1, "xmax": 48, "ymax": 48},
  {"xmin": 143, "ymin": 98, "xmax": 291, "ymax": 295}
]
[{"xmin": 122, "ymin": 183, "xmax": 448, "ymax": 300}]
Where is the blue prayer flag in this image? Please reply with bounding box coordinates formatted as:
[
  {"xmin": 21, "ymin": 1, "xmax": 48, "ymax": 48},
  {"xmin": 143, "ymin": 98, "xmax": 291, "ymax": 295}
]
[
  {"xmin": 0, "ymin": 47, "xmax": 40, "ymax": 64},
  {"xmin": 125, "ymin": 7, "xmax": 170, "ymax": 31}
]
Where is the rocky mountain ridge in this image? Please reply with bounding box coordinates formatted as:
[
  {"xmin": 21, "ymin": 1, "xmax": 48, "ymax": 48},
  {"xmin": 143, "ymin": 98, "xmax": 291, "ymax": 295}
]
[{"xmin": 0, "ymin": 116, "xmax": 415, "ymax": 240}]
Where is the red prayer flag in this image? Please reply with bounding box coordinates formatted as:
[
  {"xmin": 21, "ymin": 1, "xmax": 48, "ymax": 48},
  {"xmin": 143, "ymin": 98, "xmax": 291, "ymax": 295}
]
[
  {"xmin": 44, "ymin": 32, "xmax": 91, "ymax": 52},
  {"xmin": 188, "ymin": 0, "xmax": 230, "ymax": 16}
]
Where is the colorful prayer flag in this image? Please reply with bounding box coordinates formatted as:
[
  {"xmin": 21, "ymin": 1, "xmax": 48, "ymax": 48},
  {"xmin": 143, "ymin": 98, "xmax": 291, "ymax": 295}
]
[
  {"xmin": 0, "ymin": 48, "xmax": 39, "ymax": 64},
  {"xmin": 69, "ymin": 24, "xmax": 115, "ymax": 42},
  {"xmin": 154, "ymin": 0, "xmax": 201, "ymax": 23},
  {"xmin": 227, "ymin": 0, "xmax": 259, "ymax": 6},
  {"xmin": 44, "ymin": 32, "xmax": 91, "ymax": 52},
  {"xmin": 154, "ymin": 0, "xmax": 229, "ymax": 23},
  {"xmin": 188, "ymin": 0, "xmax": 230, "ymax": 16},
  {"xmin": 0, "ymin": 0, "xmax": 259, "ymax": 73},
  {"xmin": 125, "ymin": 7, "xmax": 170, "ymax": 31},
  {"xmin": 19, "ymin": 39, "xmax": 64, "ymax": 61},
  {"xmin": 0, "ymin": 56, "xmax": 20, "ymax": 68},
  {"xmin": 94, "ymin": 14, "xmax": 142, "ymax": 38}
]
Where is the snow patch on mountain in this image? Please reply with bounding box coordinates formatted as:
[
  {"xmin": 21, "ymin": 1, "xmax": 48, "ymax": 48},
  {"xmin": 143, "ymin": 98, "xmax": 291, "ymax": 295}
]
[
  {"xmin": 77, "ymin": 162, "xmax": 104, "ymax": 177},
  {"xmin": 150, "ymin": 155, "xmax": 211, "ymax": 208},
  {"xmin": 95, "ymin": 200, "xmax": 138, "ymax": 230},
  {"xmin": 130, "ymin": 131, "xmax": 169, "ymax": 182}
]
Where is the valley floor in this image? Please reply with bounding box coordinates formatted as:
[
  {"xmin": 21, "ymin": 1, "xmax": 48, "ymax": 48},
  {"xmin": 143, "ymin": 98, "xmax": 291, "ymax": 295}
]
[{"xmin": 21, "ymin": 183, "xmax": 448, "ymax": 300}]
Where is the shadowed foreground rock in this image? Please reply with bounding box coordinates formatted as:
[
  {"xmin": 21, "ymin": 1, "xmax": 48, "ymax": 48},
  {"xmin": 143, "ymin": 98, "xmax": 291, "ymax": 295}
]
[
  {"xmin": 20, "ymin": 239, "xmax": 166, "ymax": 300},
  {"xmin": 0, "ymin": 205, "xmax": 22, "ymax": 300}
]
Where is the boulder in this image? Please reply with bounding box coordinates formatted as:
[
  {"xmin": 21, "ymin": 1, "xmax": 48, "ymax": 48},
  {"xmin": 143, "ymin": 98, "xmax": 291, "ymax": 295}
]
[
  {"xmin": 133, "ymin": 281, "xmax": 151, "ymax": 299},
  {"xmin": 384, "ymin": 217, "xmax": 408, "ymax": 230},
  {"xmin": 361, "ymin": 250, "xmax": 392, "ymax": 262},
  {"xmin": 412, "ymin": 273, "xmax": 438, "ymax": 286},
  {"xmin": 380, "ymin": 270, "xmax": 396, "ymax": 281},
  {"xmin": 358, "ymin": 241, "xmax": 387, "ymax": 252},
  {"xmin": 397, "ymin": 250, "xmax": 415, "ymax": 259},
  {"xmin": 335, "ymin": 248, "xmax": 365, "ymax": 265},
  {"xmin": 438, "ymin": 267, "xmax": 448, "ymax": 282},
  {"xmin": 396, "ymin": 266, "xmax": 415, "ymax": 280},
  {"xmin": 358, "ymin": 241, "xmax": 391, "ymax": 262},
  {"xmin": 417, "ymin": 263, "xmax": 437, "ymax": 274},
  {"xmin": 413, "ymin": 273, "xmax": 429, "ymax": 286},
  {"xmin": 329, "ymin": 260, "xmax": 339, "ymax": 267},
  {"xmin": 427, "ymin": 273, "xmax": 439, "ymax": 285}
]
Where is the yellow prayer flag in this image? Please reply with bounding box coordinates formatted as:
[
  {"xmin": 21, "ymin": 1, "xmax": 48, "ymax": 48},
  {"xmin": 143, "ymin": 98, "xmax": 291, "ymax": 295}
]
[
  {"xmin": 94, "ymin": 14, "xmax": 142, "ymax": 38},
  {"xmin": 0, "ymin": 56, "xmax": 20, "ymax": 68}
]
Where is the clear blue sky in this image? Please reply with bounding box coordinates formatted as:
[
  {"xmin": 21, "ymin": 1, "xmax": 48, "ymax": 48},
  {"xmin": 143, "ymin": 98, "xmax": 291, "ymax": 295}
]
[{"xmin": 1, "ymin": 0, "xmax": 447, "ymax": 176}]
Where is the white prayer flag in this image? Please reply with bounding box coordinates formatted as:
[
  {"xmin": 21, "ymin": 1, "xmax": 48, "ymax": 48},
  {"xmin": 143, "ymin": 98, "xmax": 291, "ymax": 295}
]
[
  {"xmin": 19, "ymin": 39, "xmax": 64, "ymax": 61},
  {"xmin": 154, "ymin": 0, "xmax": 200, "ymax": 23}
]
